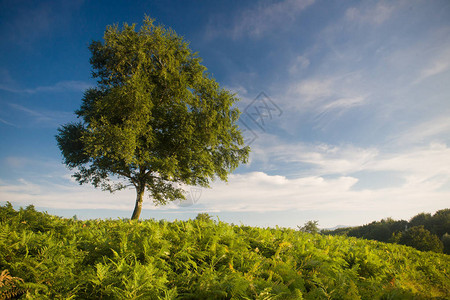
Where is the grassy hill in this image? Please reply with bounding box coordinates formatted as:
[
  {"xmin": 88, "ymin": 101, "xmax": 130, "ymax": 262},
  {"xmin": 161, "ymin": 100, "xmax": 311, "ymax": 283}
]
[{"xmin": 1, "ymin": 203, "xmax": 449, "ymax": 299}]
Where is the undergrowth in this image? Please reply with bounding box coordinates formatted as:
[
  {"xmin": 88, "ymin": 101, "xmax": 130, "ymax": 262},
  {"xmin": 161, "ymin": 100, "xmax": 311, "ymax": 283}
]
[{"xmin": 0, "ymin": 203, "xmax": 449, "ymax": 299}]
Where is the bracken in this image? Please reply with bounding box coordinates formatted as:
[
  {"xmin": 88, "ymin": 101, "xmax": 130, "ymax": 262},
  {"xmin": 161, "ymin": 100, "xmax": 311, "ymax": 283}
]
[{"xmin": 0, "ymin": 270, "xmax": 26, "ymax": 300}]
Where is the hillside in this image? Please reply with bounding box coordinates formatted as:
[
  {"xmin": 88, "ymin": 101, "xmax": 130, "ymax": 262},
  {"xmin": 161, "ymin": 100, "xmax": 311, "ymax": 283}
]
[{"xmin": 1, "ymin": 203, "xmax": 449, "ymax": 299}]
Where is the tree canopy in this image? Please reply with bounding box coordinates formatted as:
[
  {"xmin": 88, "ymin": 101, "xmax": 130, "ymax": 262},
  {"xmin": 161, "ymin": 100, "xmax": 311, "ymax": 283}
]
[
  {"xmin": 299, "ymin": 220, "xmax": 319, "ymax": 234},
  {"xmin": 394, "ymin": 226, "xmax": 444, "ymax": 253},
  {"xmin": 56, "ymin": 16, "xmax": 249, "ymax": 219},
  {"xmin": 323, "ymin": 209, "xmax": 450, "ymax": 254}
]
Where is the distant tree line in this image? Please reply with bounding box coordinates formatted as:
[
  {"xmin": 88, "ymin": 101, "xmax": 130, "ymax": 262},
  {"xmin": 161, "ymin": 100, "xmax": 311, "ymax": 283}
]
[{"xmin": 321, "ymin": 209, "xmax": 450, "ymax": 254}]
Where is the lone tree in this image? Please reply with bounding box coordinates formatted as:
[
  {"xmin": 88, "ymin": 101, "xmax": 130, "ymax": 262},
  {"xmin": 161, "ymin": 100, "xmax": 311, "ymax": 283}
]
[
  {"xmin": 56, "ymin": 17, "xmax": 249, "ymax": 219},
  {"xmin": 298, "ymin": 220, "xmax": 320, "ymax": 234}
]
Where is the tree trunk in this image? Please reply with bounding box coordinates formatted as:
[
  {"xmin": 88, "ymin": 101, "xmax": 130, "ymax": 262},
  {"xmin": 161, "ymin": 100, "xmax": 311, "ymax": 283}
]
[{"xmin": 131, "ymin": 184, "xmax": 145, "ymax": 220}]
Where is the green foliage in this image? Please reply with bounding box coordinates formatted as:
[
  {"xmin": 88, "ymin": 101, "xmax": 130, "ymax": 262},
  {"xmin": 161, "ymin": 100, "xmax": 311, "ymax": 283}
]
[
  {"xmin": 442, "ymin": 233, "xmax": 450, "ymax": 255},
  {"xmin": 298, "ymin": 220, "xmax": 319, "ymax": 234},
  {"xmin": 195, "ymin": 213, "xmax": 213, "ymax": 223},
  {"xmin": 1, "ymin": 203, "xmax": 449, "ymax": 299},
  {"xmin": 409, "ymin": 212, "xmax": 432, "ymax": 229},
  {"xmin": 325, "ymin": 209, "xmax": 450, "ymax": 254},
  {"xmin": 56, "ymin": 16, "xmax": 249, "ymax": 219},
  {"xmin": 346, "ymin": 218, "xmax": 408, "ymax": 243},
  {"xmin": 406, "ymin": 209, "xmax": 450, "ymax": 238},
  {"xmin": 394, "ymin": 226, "xmax": 444, "ymax": 253}
]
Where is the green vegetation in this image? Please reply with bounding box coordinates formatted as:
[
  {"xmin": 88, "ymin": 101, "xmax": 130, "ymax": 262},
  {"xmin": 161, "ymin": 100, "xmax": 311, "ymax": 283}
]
[
  {"xmin": 323, "ymin": 209, "xmax": 450, "ymax": 254},
  {"xmin": 56, "ymin": 16, "xmax": 249, "ymax": 220},
  {"xmin": 1, "ymin": 203, "xmax": 449, "ymax": 299},
  {"xmin": 392, "ymin": 226, "xmax": 444, "ymax": 253},
  {"xmin": 298, "ymin": 220, "xmax": 319, "ymax": 234}
]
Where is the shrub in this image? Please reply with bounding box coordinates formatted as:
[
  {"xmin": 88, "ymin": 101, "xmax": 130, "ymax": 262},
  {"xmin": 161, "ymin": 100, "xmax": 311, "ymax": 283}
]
[{"xmin": 397, "ymin": 226, "xmax": 444, "ymax": 253}]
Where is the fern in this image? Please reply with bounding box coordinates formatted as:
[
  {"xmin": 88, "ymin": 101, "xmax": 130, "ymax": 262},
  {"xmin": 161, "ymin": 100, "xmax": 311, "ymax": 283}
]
[
  {"xmin": 0, "ymin": 270, "xmax": 26, "ymax": 300},
  {"xmin": 1, "ymin": 203, "xmax": 449, "ymax": 299}
]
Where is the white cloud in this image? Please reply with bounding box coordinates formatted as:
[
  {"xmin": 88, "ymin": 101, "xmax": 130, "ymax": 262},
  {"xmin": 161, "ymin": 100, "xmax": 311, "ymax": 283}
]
[
  {"xmin": 289, "ymin": 55, "xmax": 310, "ymax": 74},
  {"xmin": 381, "ymin": 26, "xmax": 450, "ymax": 87},
  {"xmin": 8, "ymin": 103, "xmax": 51, "ymax": 122},
  {"xmin": 2, "ymin": 166, "xmax": 448, "ymax": 227},
  {"xmin": 322, "ymin": 96, "xmax": 365, "ymax": 111},
  {"xmin": 2, "ymin": 141, "xmax": 449, "ymax": 226},
  {"xmin": 202, "ymin": 172, "xmax": 360, "ymax": 212},
  {"xmin": 251, "ymin": 141, "xmax": 379, "ymax": 175},
  {"xmin": 345, "ymin": 2, "xmax": 396, "ymax": 26},
  {"xmin": 0, "ymin": 80, "xmax": 92, "ymax": 94},
  {"xmin": 207, "ymin": 0, "xmax": 315, "ymax": 39},
  {"xmin": 394, "ymin": 115, "xmax": 450, "ymax": 145},
  {"xmin": 0, "ymin": 180, "xmax": 136, "ymax": 211},
  {"xmin": 250, "ymin": 137, "xmax": 450, "ymax": 191},
  {"xmin": 0, "ymin": 117, "xmax": 17, "ymax": 127},
  {"xmin": 0, "ymin": 172, "xmax": 356, "ymax": 213},
  {"xmin": 419, "ymin": 61, "xmax": 450, "ymax": 80},
  {"xmin": 1, "ymin": 178, "xmax": 43, "ymax": 195},
  {"xmin": 4, "ymin": 157, "xmax": 28, "ymax": 169},
  {"xmin": 7, "ymin": 103, "xmax": 74, "ymax": 126},
  {"xmin": 414, "ymin": 47, "xmax": 450, "ymax": 84},
  {"xmin": 200, "ymin": 170, "xmax": 450, "ymax": 217},
  {"xmin": 367, "ymin": 143, "xmax": 450, "ymax": 187},
  {"xmin": 286, "ymin": 72, "xmax": 368, "ymax": 120},
  {"xmin": 204, "ymin": 142, "xmax": 450, "ymax": 215},
  {"xmin": 290, "ymin": 78, "xmax": 334, "ymax": 102}
]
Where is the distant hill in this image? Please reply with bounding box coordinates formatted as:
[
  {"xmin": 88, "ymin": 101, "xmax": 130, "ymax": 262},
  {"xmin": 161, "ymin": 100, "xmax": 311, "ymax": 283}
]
[
  {"xmin": 1, "ymin": 203, "xmax": 449, "ymax": 299},
  {"xmin": 321, "ymin": 225, "xmax": 349, "ymax": 231}
]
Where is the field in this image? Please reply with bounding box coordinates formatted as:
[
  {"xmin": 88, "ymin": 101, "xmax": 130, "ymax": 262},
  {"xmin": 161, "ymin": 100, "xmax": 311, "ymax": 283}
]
[{"xmin": 1, "ymin": 203, "xmax": 449, "ymax": 299}]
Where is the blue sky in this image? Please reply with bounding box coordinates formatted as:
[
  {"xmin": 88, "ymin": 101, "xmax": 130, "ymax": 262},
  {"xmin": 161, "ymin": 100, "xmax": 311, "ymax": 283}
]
[{"xmin": 1, "ymin": 0, "xmax": 450, "ymax": 228}]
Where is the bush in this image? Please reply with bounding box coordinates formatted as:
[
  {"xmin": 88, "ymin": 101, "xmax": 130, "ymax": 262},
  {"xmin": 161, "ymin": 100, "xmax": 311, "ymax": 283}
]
[
  {"xmin": 397, "ymin": 226, "xmax": 444, "ymax": 253},
  {"xmin": 442, "ymin": 233, "xmax": 450, "ymax": 255}
]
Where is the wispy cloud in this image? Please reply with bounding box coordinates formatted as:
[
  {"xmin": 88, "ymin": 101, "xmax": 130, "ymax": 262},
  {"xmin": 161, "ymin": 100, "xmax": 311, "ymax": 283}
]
[
  {"xmin": 7, "ymin": 103, "xmax": 73, "ymax": 127},
  {"xmin": 0, "ymin": 0, "xmax": 84, "ymax": 46},
  {"xmin": 366, "ymin": 143, "xmax": 450, "ymax": 187},
  {"xmin": 0, "ymin": 117, "xmax": 17, "ymax": 127},
  {"xmin": 251, "ymin": 140, "xmax": 379, "ymax": 175},
  {"xmin": 9, "ymin": 103, "xmax": 51, "ymax": 122},
  {"xmin": 289, "ymin": 56, "xmax": 310, "ymax": 74},
  {"xmin": 0, "ymin": 80, "xmax": 92, "ymax": 94},
  {"xmin": 380, "ymin": 25, "xmax": 450, "ymax": 86},
  {"xmin": 287, "ymin": 72, "xmax": 368, "ymax": 119},
  {"xmin": 274, "ymin": 1, "xmax": 450, "ymax": 139},
  {"xmin": 0, "ymin": 178, "xmax": 44, "ymax": 195},
  {"xmin": 322, "ymin": 96, "xmax": 365, "ymax": 111},
  {"xmin": 414, "ymin": 46, "xmax": 450, "ymax": 84},
  {"xmin": 290, "ymin": 78, "xmax": 334, "ymax": 102},
  {"xmin": 345, "ymin": 2, "xmax": 397, "ymax": 26},
  {"xmin": 393, "ymin": 115, "xmax": 450, "ymax": 145},
  {"xmin": 251, "ymin": 137, "xmax": 450, "ymax": 190},
  {"xmin": 206, "ymin": 0, "xmax": 315, "ymax": 39}
]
